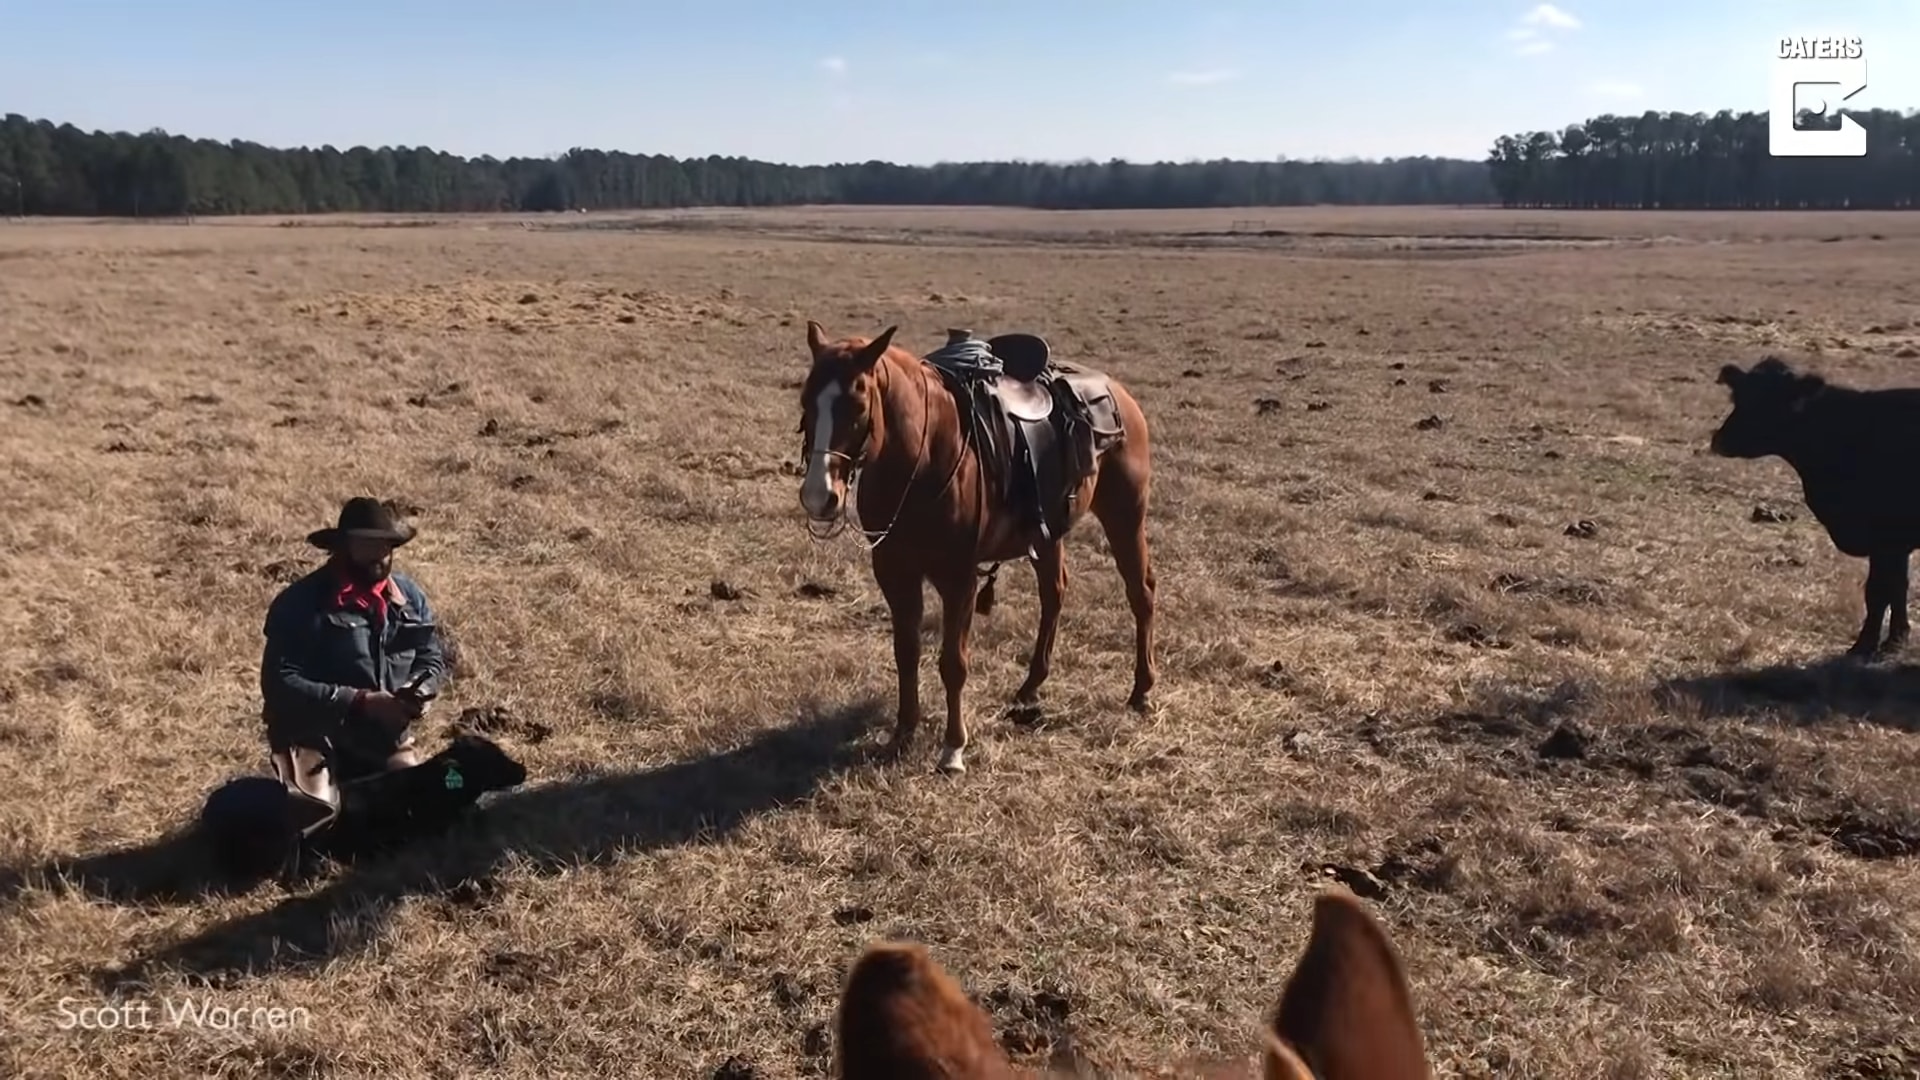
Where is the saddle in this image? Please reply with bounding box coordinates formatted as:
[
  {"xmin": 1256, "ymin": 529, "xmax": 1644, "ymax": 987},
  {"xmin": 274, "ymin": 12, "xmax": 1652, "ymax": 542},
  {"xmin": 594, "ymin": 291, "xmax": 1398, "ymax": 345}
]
[{"xmin": 924, "ymin": 329, "xmax": 1127, "ymax": 546}]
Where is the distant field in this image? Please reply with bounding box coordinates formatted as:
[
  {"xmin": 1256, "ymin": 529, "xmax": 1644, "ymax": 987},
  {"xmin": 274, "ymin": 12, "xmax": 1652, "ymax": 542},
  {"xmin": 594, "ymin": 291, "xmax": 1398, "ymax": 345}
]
[
  {"xmin": 1, "ymin": 206, "xmax": 1917, "ymax": 1079},
  {"xmin": 43, "ymin": 201, "xmax": 1920, "ymax": 243}
]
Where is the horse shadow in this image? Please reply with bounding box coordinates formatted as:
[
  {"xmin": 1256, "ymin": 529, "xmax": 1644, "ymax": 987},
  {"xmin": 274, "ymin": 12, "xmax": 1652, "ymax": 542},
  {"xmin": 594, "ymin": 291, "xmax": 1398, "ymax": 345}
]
[
  {"xmin": 59, "ymin": 696, "xmax": 880, "ymax": 990},
  {"xmin": 1655, "ymin": 655, "xmax": 1920, "ymax": 734}
]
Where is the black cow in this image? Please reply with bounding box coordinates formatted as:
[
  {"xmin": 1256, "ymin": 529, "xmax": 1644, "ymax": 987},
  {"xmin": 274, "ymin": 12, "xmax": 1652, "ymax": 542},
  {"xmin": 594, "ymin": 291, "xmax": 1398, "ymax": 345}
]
[
  {"xmin": 1711, "ymin": 355, "xmax": 1920, "ymax": 658},
  {"xmin": 315, "ymin": 733, "xmax": 529, "ymax": 862},
  {"xmin": 198, "ymin": 733, "xmax": 530, "ymax": 886}
]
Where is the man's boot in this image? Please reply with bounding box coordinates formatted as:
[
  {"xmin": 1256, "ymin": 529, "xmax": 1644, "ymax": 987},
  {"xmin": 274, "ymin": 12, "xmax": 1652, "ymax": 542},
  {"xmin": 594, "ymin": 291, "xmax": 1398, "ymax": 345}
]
[{"xmin": 271, "ymin": 745, "xmax": 341, "ymax": 838}]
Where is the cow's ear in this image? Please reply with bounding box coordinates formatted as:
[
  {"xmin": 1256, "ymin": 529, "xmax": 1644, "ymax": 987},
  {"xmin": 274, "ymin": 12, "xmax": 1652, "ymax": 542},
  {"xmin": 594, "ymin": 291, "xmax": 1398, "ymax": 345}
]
[
  {"xmin": 1788, "ymin": 372, "xmax": 1826, "ymax": 413},
  {"xmin": 1717, "ymin": 363, "xmax": 1744, "ymax": 388}
]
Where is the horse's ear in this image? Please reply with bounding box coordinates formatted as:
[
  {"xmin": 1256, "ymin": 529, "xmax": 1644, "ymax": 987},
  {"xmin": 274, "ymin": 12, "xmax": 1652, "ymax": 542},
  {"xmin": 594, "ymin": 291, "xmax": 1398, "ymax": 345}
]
[
  {"xmin": 834, "ymin": 940, "xmax": 1015, "ymax": 1079},
  {"xmin": 853, "ymin": 325, "xmax": 899, "ymax": 370},
  {"xmin": 806, "ymin": 320, "xmax": 829, "ymax": 355},
  {"xmin": 1717, "ymin": 363, "xmax": 1745, "ymax": 388},
  {"xmin": 1267, "ymin": 889, "xmax": 1432, "ymax": 1080}
]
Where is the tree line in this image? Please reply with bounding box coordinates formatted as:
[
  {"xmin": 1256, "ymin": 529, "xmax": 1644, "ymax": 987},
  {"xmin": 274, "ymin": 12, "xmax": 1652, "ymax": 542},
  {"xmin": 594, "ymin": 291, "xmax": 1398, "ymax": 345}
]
[
  {"xmin": 2, "ymin": 107, "xmax": 1915, "ymax": 217},
  {"xmin": 1487, "ymin": 107, "xmax": 1920, "ymax": 209},
  {"xmin": 0, "ymin": 113, "xmax": 1490, "ymax": 216}
]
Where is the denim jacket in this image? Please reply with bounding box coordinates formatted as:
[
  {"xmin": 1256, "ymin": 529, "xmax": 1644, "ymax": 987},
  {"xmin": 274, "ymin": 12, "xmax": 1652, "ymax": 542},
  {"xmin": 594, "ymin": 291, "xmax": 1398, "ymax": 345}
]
[{"xmin": 260, "ymin": 564, "xmax": 446, "ymax": 749}]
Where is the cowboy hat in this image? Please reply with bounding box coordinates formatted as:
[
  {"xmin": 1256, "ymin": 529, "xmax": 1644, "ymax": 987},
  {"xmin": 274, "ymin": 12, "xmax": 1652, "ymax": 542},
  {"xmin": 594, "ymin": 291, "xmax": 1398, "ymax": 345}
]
[{"xmin": 306, "ymin": 497, "xmax": 417, "ymax": 550}]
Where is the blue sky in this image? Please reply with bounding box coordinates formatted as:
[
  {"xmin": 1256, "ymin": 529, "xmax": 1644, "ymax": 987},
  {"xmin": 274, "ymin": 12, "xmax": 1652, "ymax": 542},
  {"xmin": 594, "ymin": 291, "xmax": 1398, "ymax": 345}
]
[{"xmin": 1, "ymin": 0, "xmax": 1914, "ymax": 166}]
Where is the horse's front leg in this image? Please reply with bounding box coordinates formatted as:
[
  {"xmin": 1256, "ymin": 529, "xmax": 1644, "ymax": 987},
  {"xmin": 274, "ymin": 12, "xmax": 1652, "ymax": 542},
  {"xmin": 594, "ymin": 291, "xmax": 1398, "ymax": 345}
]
[
  {"xmin": 875, "ymin": 558, "xmax": 925, "ymax": 756},
  {"xmin": 932, "ymin": 570, "xmax": 979, "ymax": 773}
]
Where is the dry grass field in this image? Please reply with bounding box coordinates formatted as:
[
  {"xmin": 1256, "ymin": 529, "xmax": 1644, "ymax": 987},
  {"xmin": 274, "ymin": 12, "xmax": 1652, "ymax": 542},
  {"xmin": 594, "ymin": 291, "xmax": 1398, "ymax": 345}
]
[{"xmin": 3, "ymin": 205, "xmax": 1920, "ymax": 1079}]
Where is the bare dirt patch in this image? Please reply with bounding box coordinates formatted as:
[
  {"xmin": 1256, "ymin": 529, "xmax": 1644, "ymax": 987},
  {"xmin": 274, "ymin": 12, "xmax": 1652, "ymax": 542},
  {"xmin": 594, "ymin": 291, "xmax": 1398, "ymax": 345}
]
[
  {"xmin": 1592, "ymin": 310, "xmax": 1920, "ymax": 359},
  {"xmin": 0, "ymin": 207, "xmax": 1916, "ymax": 1079},
  {"xmin": 299, "ymin": 279, "xmax": 768, "ymax": 334}
]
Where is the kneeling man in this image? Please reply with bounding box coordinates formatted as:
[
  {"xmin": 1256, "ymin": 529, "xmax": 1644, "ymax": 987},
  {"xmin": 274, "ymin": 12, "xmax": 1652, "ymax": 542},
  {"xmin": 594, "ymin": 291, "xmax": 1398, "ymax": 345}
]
[{"xmin": 260, "ymin": 497, "xmax": 446, "ymax": 834}]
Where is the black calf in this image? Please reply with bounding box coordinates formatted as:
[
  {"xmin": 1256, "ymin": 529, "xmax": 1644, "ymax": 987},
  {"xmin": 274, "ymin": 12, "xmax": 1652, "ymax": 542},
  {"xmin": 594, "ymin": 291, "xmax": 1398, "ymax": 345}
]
[
  {"xmin": 1712, "ymin": 356, "xmax": 1920, "ymax": 657},
  {"xmin": 315, "ymin": 734, "xmax": 529, "ymax": 861},
  {"xmin": 198, "ymin": 735, "xmax": 529, "ymax": 885}
]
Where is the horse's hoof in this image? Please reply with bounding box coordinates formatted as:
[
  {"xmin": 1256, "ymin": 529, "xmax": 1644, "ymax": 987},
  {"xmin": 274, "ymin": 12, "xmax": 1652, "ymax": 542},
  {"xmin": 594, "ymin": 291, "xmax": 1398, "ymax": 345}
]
[
  {"xmin": 1005, "ymin": 701, "xmax": 1045, "ymax": 728},
  {"xmin": 936, "ymin": 748, "xmax": 967, "ymax": 774},
  {"xmin": 1127, "ymin": 692, "xmax": 1152, "ymax": 713}
]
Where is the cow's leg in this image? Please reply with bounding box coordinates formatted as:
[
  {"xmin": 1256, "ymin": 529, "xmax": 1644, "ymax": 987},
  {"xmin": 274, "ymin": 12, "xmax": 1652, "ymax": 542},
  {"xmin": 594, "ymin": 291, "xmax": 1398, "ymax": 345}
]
[
  {"xmin": 1883, "ymin": 551, "xmax": 1912, "ymax": 654},
  {"xmin": 1849, "ymin": 552, "xmax": 1900, "ymax": 658}
]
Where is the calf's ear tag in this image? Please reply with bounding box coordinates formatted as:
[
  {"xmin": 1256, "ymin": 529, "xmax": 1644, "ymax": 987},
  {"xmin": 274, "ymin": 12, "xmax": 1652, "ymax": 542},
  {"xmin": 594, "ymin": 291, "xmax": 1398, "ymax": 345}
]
[{"xmin": 444, "ymin": 764, "xmax": 464, "ymax": 790}]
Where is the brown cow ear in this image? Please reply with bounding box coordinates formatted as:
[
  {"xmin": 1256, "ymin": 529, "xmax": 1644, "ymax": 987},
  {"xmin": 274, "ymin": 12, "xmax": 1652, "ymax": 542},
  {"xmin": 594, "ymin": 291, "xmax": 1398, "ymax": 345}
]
[
  {"xmin": 806, "ymin": 320, "xmax": 829, "ymax": 354},
  {"xmin": 1717, "ymin": 363, "xmax": 1745, "ymax": 387}
]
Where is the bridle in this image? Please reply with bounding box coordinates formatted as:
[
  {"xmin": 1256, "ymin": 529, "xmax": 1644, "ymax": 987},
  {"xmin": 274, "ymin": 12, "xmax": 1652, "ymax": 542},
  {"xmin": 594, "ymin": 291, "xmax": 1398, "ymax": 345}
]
[
  {"xmin": 799, "ymin": 360, "xmax": 965, "ymax": 551},
  {"xmin": 800, "ymin": 440, "xmax": 876, "ymax": 545}
]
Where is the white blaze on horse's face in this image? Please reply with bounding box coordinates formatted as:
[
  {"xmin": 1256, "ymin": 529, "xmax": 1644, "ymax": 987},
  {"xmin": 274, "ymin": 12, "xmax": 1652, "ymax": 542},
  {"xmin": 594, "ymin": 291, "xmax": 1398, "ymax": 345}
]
[
  {"xmin": 798, "ymin": 322, "xmax": 895, "ymax": 524},
  {"xmin": 800, "ymin": 378, "xmax": 846, "ymax": 520}
]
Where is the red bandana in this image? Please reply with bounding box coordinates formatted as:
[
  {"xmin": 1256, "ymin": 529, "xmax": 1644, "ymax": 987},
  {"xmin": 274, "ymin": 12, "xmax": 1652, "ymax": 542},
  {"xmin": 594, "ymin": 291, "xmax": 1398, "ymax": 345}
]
[{"xmin": 332, "ymin": 569, "xmax": 390, "ymax": 627}]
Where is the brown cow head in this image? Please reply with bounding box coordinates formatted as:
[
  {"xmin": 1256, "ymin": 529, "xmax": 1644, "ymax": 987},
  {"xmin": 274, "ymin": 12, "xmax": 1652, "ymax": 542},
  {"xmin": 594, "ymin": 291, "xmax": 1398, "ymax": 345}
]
[{"xmin": 832, "ymin": 888, "xmax": 1432, "ymax": 1080}]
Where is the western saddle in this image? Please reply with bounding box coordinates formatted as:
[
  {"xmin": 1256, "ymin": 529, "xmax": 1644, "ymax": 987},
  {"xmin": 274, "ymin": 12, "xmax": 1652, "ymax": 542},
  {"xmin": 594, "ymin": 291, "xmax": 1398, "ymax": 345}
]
[{"xmin": 922, "ymin": 328, "xmax": 1127, "ymax": 548}]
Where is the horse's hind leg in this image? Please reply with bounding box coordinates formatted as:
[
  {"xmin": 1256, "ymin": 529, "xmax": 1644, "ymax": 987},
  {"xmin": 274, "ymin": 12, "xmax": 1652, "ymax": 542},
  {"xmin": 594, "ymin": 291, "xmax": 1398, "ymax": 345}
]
[
  {"xmin": 1013, "ymin": 538, "xmax": 1067, "ymax": 706},
  {"xmin": 1092, "ymin": 455, "xmax": 1157, "ymax": 712}
]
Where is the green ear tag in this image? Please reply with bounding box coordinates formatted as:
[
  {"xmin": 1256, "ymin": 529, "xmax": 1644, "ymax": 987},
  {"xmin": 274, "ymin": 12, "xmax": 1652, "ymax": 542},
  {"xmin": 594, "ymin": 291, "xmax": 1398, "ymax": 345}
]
[{"xmin": 444, "ymin": 764, "xmax": 464, "ymax": 790}]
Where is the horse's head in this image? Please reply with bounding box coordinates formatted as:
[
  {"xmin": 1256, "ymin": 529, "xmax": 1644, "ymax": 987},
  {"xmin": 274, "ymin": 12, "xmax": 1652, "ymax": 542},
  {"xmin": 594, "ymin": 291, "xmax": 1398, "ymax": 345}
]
[
  {"xmin": 798, "ymin": 319, "xmax": 899, "ymax": 523},
  {"xmin": 832, "ymin": 888, "xmax": 1432, "ymax": 1079}
]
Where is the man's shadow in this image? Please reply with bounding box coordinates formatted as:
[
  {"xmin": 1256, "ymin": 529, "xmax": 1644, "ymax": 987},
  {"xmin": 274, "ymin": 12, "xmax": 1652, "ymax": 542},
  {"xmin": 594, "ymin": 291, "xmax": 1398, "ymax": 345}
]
[
  {"xmin": 0, "ymin": 826, "xmax": 255, "ymax": 909},
  {"xmin": 1656, "ymin": 654, "xmax": 1920, "ymax": 734},
  {"xmin": 22, "ymin": 696, "xmax": 881, "ymax": 990}
]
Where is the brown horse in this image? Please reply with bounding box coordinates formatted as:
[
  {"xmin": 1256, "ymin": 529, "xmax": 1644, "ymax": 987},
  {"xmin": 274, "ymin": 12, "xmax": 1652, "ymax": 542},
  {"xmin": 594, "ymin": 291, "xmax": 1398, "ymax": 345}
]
[
  {"xmin": 795, "ymin": 321, "xmax": 1158, "ymax": 773},
  {"xmin": 832, "ymin": 888, "xmax": 1433, "ymax": 1079}
]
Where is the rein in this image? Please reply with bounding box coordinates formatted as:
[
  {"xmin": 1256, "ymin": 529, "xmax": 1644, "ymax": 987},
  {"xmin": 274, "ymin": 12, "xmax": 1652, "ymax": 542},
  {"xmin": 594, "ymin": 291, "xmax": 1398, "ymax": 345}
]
[{"xmin": 804, "ymin": 358, "xmax": 969, "ymax": 551}]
